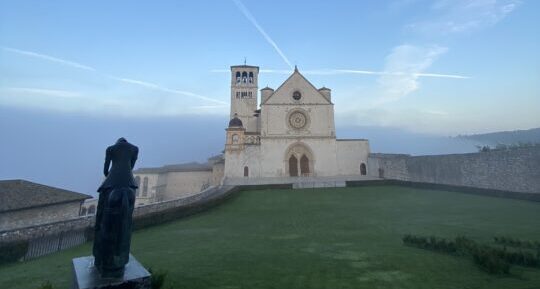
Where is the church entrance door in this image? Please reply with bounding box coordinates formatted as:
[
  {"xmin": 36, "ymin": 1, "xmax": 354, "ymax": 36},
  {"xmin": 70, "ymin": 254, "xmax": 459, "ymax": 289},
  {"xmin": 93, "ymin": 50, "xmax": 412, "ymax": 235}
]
[
  {"xmin": 289, "ymin": 155, "xmax": 298, "ymax": 177},
  {"xmin": 300, "ymin": 155, "xmax": 310, "ymax": 176}
]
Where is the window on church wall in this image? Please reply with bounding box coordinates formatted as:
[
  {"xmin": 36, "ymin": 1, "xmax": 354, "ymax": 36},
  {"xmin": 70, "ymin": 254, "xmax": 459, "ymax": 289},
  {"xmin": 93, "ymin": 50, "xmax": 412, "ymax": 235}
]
[
  {"xmin": 236, "ymin": 92, "xmax": 240, "ymax": 98},
  {"xmin": 236, "ymin": 72, "xmax": 241, "ymax": 83},
  {"xmin": 232, "ymin": 134, "xmax": 239, "ymax": 144},
  {"xmin": 143, "ymin": 177, "xmax": 148, "ymax": 197},
  {"xmin": 242, "ymin": 71, "xmax": 247, "ymax": 83},
  {"xmin": 244, "ymin": 166, "xmax": 249, "ymax": 177},
  {"xmin": 293, "ymin": 91, "xmax": 302, "ymax": 101},
  {"xmin": 80, "ymin": 207, "xmax": 87, "ymax": 216},
  {"xmin": 249, "ymin": 72, "xmax": 253, "ymax": 83},
  {"xmin": 300, "ymin": 155, "xmax": 310, "ymax": 176}
]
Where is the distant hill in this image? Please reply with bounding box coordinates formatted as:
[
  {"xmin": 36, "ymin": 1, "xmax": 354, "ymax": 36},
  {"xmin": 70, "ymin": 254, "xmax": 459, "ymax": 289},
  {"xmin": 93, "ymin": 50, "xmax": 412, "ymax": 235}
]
[{"xmin": 457, "ymin": 128, "xmax": 540, "ymax": 145}]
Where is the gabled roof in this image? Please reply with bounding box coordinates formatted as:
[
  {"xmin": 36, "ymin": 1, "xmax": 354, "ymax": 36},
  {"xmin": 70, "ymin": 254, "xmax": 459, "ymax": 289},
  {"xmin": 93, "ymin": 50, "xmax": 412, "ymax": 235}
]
[
  {"xmin": 261, "ymin": 68, "xmax": 332, "ymax": 105},
  {"xmin": 0, "ymin": 179, "xmax": 91, "ymax": 213}
]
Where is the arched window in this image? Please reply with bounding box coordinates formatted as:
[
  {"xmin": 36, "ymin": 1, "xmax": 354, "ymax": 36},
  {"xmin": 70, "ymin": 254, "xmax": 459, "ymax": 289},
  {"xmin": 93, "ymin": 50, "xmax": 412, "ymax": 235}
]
[
  {"xmin": 143, "ymin": 177, "xmax": 148, "ymax": 197},
  {"xmin": 244, "ymin": 166, "xmax": 249, "ymax": 177},
  {"xmin": 249, "ymin": 72, "xmax": 253, "ymax": 83},
  {"xmin": 236, "ymin": 91, "xmax": 240, "ymax": 98},
  {"xmin": 88, "ymin": 205, "xmax": 96, "ymax": 215},
  {"xmin": 236, "ymin": 71, "xmax": 241, "ymax": 83},
  {"xmin": 289, "ymin": 155, "xmax": 298, "ymax": 177},
  {"xmin": 232, "ymin": 134, "xmax": 239, "ymax": 144},
  {"xmin": 80, "ymin": 207, "xmax": 87, "ymax": 216},
  {"xmin": 360, "ymin": 163, "xmax": 367, "ymax": 175},
  {"xmin": 135, "ymin": 176, "xmax": 141, "ymax": 197},
  {"xmin": 300, "ymin": 155, "xmax": 310, "ymax": 176},
  {"xmin": 242, "ymin": 71, "xmax": 248, "ymax": 83}
]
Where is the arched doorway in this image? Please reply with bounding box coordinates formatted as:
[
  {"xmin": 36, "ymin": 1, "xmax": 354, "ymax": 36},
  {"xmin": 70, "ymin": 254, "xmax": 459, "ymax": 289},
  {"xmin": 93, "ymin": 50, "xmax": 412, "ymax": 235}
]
[
  {"xmin": 300, "ymin": 155, "xmax": 310, "ymax": 176},
  {"xmin": 289, "ymin": 155, "xmax": 298, "ymax": 177},
  {"xmin": 360, "ymin": 163, "xmax": 367, "ymax": 175},
  {"xmin": 285, "ymin": 142, "xmax": 314, "ymax": 177},
  {"xmin": 244, "ymin": 166, "xmax": 249, "ymax": 177}
]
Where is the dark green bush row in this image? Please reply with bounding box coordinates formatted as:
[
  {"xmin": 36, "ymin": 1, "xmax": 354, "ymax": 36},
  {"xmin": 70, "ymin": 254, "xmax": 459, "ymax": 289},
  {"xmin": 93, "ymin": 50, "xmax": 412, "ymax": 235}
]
[
  {"xmin": 403, "ymin": 234, "xmax": 540, "ymax": 275},
  {"xmin": 494, "ymin": 236, "xmax": 540, "ymax": 250},
  {"xmin": 0, "ymin": 240, "xmax": 29, "ymax": 265},
  {"xmin": 402, "ymin": 235, "xmax": 458, "ymax": 253},
  {"xmin": 472, "ymin": 246, "xmax": 510, "ymax": 274},
  {"xmin": 36, "ymin": 281, "xmax": 54, "ymax": 289}
]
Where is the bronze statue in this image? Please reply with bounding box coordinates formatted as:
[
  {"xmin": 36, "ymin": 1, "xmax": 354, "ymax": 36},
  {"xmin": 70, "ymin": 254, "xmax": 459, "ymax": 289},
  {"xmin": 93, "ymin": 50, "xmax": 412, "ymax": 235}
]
[{"xmin": 93, "ymin": 137, "xmax": 139, "ymax": 278}]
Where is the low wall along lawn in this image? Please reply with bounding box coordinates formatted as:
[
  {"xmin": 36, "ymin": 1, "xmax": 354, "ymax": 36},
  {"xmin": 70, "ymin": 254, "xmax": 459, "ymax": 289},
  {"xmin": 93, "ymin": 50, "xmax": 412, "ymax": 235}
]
[
  {"xmin": 368, "ymin": 146, "xmax": 540, "ymax": 196},
  {"xmin": 0, "ymin": 186, "xmax": 238, "ymax": 264}
]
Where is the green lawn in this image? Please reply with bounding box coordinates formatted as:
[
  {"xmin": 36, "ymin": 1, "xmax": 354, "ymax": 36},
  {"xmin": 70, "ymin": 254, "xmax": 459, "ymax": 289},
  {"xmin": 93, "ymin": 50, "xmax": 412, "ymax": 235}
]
[{"xmin": 2, "ymin": 186, "xmax": 540, "ymax": 289}]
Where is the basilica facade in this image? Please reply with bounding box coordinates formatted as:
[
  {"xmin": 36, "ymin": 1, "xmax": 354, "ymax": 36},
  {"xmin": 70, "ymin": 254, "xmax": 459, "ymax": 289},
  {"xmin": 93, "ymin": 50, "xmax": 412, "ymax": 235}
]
[
  {"xmin": 133, "ymin": 64, "xmax": 370, "ymax": 202},
  {"xmin": 223, "ymin": 65, "xmax": 370, "ymax": 182}
]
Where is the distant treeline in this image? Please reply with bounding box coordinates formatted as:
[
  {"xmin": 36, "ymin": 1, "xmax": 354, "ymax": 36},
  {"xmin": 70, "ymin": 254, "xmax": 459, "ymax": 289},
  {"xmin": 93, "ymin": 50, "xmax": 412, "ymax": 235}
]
[
  {"xmin": 457, "ymin": 127, "xmax": 540, "ymax": 145},
  {"xmin": 476, "ymin": 142, "xmax": 540, "ymax": 152},
  {"xmin": 402, "ymin": 234, "xmax": 540, "ymax": 275}
]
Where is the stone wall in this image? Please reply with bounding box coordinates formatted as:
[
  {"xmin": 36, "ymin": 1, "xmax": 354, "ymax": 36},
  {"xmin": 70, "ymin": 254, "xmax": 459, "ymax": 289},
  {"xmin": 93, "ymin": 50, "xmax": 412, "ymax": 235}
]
[
  {"xmin": 0, "ymin": 201, "xmax": 83, "ymax": 231},
  {"xmin": 0, "ymin": 186, "xmax": 235, "ymax": 244},
  {"xmin": 161, "ymin": 171, "xmax": 213, "ymax": 201},
  {"xmin": 368, "ymin": 147, "xmax": 540, "ymax": 194}
]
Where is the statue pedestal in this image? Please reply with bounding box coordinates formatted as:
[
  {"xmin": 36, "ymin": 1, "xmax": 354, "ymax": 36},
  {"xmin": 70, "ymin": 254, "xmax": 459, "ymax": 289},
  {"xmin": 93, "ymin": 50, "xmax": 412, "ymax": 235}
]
[{"xmin": 71, "ymin": 254, "xmax": 151, "ymax": 289}]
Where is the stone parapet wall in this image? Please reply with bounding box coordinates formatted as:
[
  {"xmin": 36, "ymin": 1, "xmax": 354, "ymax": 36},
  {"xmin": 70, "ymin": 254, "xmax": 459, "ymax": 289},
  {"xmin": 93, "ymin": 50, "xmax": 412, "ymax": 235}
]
[
  {"xmin": 0, "ymin": 186, "xmax": 233, "ymax": 243},
  {"xmin": 368, "ymin": 147, "xmax": 540, "ymax": 194}
]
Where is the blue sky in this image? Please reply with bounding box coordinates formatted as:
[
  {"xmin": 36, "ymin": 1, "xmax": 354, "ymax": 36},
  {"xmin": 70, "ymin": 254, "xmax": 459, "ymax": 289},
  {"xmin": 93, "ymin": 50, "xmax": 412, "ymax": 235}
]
[
  {"xmin": 1, "ymin": 0, "xmax": 539, "ymax": 134},
  {"xmin": 1, "ymin": 0, "xmax": 538, "ymax": 193}
]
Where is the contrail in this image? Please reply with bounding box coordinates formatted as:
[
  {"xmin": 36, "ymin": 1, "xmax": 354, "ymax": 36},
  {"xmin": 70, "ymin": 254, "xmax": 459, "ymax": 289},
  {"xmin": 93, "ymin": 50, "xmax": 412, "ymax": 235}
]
[
  {"xmin": 212, "ymin": 68, "xmax": 470, "ymax": 79},
  {"xmin": 232, "ymin": 0, "xmax": 293, "ymax": 69},
  {"xmin": 111, "ymin": 77, "xmax": 227, "ymax": 105},
  {"xmin": 2, "ymin": 46, "xmax": 226, "ymax": 104},
  {"xmin": 2, "ymin": 46, "xmax": 96, "ymax": 71}
]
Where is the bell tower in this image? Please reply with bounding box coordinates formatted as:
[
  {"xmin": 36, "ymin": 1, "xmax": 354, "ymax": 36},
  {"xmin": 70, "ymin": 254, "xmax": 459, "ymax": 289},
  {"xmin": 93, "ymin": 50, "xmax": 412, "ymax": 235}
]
[{"xmin": 230, "ymin": 65, "xmax": 259, "ymax": 132}]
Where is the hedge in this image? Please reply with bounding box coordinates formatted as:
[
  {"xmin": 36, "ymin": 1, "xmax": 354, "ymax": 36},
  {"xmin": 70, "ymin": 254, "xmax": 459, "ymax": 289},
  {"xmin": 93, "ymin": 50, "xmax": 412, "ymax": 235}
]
[{"xmin": 0, "ymin": 240, "xmax": 29, "ymax": 265}]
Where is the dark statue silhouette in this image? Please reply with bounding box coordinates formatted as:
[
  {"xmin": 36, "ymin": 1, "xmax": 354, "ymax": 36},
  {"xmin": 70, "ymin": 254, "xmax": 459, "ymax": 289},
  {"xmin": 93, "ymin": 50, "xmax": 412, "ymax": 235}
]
[{"xmin": 93, "ymin": 137, "xmax": 139, "ymax": 278}]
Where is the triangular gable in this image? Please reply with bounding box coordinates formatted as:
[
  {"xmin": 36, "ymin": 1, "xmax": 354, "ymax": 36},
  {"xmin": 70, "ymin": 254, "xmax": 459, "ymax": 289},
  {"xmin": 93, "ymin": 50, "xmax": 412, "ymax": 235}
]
[{"xmin": 262, "ymin": 69, "xmax": 332, "ymax": 105}]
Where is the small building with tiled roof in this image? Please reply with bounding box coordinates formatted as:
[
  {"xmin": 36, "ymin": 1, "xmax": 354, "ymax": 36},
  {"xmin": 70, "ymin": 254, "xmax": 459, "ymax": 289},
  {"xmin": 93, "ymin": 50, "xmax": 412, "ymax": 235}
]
[{"xmin": 0, "ymin": 179, "xmax": 91, "ymax": 231}]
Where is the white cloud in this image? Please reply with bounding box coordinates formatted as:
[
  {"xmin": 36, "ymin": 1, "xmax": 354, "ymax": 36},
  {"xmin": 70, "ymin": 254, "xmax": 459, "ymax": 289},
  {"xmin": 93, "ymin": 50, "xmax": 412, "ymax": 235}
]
[
  {"xmin": 375, "ymin": 44, "xmax": 448, "ymax": 104},
  {"xmin": 408, "ymin": 0, "xmax": 521, "ymax": 35},
  {"xmin": 232, "ymin": 0, "xmax": 293, "ymax": 69}
]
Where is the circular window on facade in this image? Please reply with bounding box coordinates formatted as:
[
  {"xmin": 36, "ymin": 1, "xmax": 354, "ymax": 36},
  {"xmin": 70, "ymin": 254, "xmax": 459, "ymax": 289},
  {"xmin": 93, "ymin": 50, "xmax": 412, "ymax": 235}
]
[
  {"xmin": 289, "ymin": 111, "xmax": 308, "ymax": 129},
  {"xmin": 292, "ymin": 91, "xmax": 302, "ymax": 101}
]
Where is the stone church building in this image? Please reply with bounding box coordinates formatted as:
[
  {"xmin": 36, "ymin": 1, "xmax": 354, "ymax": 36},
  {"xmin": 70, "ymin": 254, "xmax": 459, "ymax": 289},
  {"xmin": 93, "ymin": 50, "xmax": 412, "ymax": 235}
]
[{"xmin": 133, "ymin": 65, "xmax": 370, "ymax": 202}]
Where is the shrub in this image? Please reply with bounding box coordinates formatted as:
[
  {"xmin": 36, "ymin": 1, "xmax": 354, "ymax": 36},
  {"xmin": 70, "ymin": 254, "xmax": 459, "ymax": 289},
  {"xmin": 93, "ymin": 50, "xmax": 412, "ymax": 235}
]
[
  {"xmin": 403, "ymin": 234, "xmax": 514, "ymax": 275},
  {"xmin": 0, "ymin": 240, "xmax": 29, "ymax": 265},
  {"xmin": 149, "ymin": 268, "xmax": 168, "ymax": 289},
  {"xmin": 36, "ymin": 281, "xmax": 54, "ymax": 289},
  {"xmin": 471, "ymin": 246, "xmax": 510, "ymax": 274},
  {"xmin": 494, "ymin": 236, "xmax": 540, "ymax": 250}
]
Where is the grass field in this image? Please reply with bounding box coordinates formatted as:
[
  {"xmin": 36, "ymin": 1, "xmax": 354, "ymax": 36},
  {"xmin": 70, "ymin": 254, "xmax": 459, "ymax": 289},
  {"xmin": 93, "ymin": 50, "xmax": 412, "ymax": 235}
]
[{"xmin": 2, "ymin": 186, "xmax": 540, "ymax": 289}]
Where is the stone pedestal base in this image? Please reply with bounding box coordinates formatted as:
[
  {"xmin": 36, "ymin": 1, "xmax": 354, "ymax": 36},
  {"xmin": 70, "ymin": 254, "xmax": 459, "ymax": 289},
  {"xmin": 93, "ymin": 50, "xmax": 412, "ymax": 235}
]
[{"xmin": 71, "ymin": 254, "xmax": 151, "ymax": 289}]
